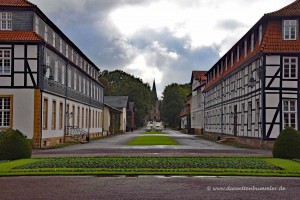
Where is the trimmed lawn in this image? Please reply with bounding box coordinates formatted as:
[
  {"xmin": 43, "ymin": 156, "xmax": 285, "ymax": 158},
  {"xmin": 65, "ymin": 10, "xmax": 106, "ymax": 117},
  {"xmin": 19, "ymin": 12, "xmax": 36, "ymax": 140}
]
[
  {"xmin": 127, "ymin": 136, "xmax": 178, "ymax": 145},
  {"xmin": 0, "ymin": 157, "xmax": 300, "ymax": 176},
  {"xmin": 144, "ymin": 131, "xmax": 165, "ymax": 134}
]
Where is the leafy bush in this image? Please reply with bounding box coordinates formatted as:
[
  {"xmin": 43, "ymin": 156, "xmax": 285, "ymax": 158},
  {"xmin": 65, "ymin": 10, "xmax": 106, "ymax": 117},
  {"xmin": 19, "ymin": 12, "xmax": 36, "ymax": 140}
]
[
  {"xmin": 273, "ymin": 127, "xmax": 300, "ymax": 159},
  {"xmin": 0, "ymin": 129, "xmax": 32, "ymax": 160}
]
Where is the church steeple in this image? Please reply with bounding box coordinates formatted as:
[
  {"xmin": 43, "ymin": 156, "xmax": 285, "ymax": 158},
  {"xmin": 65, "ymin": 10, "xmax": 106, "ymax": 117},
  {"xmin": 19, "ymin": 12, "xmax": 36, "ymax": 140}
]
[{"xmin": 152, "ymin": 79, "xmax": 158, "ymax": 101}]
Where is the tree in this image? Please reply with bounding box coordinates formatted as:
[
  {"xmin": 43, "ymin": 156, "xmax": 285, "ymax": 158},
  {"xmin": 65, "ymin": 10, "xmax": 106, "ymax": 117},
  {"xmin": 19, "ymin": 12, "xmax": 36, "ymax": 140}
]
[
  {"xmin": 101, "ymin": 70, "xmax": 152, "ymax": 127},
  {"xmin": 161, "ymin": 83, "xmax": 191, "ymax": 128}
]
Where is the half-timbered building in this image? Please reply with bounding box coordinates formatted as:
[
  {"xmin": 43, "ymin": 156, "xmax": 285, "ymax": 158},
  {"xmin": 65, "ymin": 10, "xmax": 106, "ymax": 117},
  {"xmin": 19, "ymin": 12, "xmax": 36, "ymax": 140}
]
[
  {"xmin": 0, "ymin": 0, "xmax": 104, "ymax": 148},
  {"xmin": 190, "ymin": 71, "xmax": 207, "ymax": 134},
  {"xmin": 203, "ymin": 0, "xmax": 300, "ymax": 148}
]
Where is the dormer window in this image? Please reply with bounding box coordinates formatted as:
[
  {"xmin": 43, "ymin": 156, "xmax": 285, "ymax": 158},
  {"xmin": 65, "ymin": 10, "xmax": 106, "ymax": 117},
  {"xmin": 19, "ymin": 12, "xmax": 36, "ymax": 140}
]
[
  {"xmin": 244, "ymin": 40, "xmax": 247, "ymax": 58},
  {"xmin": 283, "ymin": 20, "xmax": 297, "ymax": 40},
  {"xmin": 259, "ymin": 24, "xmax": 263, "ymax": 44},
  {"xmin": 0, "ymin": 12, "xmax": 12, "ymax": 30},
  {"xmin": 251, "ymin": 33, "xmax": 254, "ymax": 52}
]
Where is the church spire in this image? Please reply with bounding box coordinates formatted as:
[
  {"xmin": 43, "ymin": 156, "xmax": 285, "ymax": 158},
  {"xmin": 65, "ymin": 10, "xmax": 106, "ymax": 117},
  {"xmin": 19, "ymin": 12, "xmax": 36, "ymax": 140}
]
[{"xmin": 152, "ymin": 79, "xmax": 158, "ymax": 101}]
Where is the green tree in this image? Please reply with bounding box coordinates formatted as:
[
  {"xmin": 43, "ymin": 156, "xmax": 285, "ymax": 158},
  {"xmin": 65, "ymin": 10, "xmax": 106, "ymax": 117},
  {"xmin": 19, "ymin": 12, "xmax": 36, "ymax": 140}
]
[
  {"xmin": 161, "ymin": 83, "xmax": 191, "ymax": 128},
  {"xmin": 101, "ymin": 70, "xmax": 152, "ymax": 127}
]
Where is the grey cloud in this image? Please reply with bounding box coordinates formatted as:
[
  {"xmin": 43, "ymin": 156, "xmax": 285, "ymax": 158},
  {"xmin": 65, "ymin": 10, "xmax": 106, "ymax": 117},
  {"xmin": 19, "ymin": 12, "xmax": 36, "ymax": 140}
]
[{"xmin": 215, "ymin": 19, "xmax": 246, "ymax": 31}]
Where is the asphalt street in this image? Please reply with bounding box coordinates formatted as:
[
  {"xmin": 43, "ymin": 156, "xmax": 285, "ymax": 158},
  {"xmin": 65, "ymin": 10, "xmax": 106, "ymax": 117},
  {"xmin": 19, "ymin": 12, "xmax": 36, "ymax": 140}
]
[
  {"xmin": 0, "ymin": 176, "xmax": 299, "ymax": 200},
  {"xmin": 2, "ymin": 129, "xmax": 293, "ymax": 200}
]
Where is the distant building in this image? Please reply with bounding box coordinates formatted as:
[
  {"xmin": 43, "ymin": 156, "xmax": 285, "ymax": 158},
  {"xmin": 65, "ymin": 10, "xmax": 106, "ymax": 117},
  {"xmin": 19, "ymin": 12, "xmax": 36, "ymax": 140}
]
[
  {"xmin": 203, "ymin": 0, "xmax": 300, "ymax": 148},
  {"xmin": 0, "ymin": 0, "xmax": 104, "ymax": 148},
  {"xmin": 146, "ymin": 80, "xmax": 160, "ymax": 122},
  {"xmin": 103, "ymin": 103, "xmax": 122, "ymax": 136},
  {"xmin": 190, "ymin": 71, "xmax": 207, "ymax": 134},
  {"xmin": 180, "ymin": 94, "xmax": 191, "ymax": 133},
  {"xmin": 104, "ymin": 96, "xmax": 128, "ymax": 133}
]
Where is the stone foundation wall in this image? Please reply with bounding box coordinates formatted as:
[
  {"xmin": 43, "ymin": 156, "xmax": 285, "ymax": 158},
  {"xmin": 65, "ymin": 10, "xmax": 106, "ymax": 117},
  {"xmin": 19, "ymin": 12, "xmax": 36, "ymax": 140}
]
[{"xmin": 203, "ymin": 131, "xmax": 275, "ymax": 149}]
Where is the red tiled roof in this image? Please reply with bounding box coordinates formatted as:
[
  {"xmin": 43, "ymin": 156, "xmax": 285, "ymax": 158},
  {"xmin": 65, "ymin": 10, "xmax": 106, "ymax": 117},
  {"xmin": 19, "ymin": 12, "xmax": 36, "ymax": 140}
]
[
  {"xmin": 0, "ymin": 31, "xmax": 43, "ymax": 41},
  {"xmin": 260, "ymin": 20, "xmax": 300, "ymax": 52},
  {"xmin": 192, "ymin": 70, "xmax": 207, "ymax": 82},
  {"xmin": 203, "ymin": 0, "xmax": 300, "ymax": 92},
  {"xmin": 204, "ymin": 44, "xmax": 260, "ymax": 92},
  {"xmin": 266, "ymin": 0, "xmax": 300, "ymax": 16},
  {"xmin": 0, "ymin": 0, "xmax": 35, "ymax": 7}
]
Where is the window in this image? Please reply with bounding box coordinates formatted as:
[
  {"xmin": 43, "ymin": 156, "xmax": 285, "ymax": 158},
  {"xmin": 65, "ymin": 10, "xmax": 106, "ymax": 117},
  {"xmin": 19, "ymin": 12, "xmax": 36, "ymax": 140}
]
[
  {"xmin": 251, "ymin": 33, "xmax": 254, "ymax": 52},
  {"xmin": 259, "ymin": 24, "xmax": 263, "ymax": 44},
  {"xmin": 244, "ymin": 40, "xmax": 247, "ymax": 58},
  {"xmin": 51, "ymin": 101, "xmax": 56, "ymax": 130},
  {"xmin": 74, "ymin": 70, "xmax": 77, "ymax": 90},
  {"xmin": 77, "ymin": 107, "xmax": 80, "ymax": 127},
  {"xmin": 72, "ymin": 105, "xmax": 75, "ymax": 127},
  {"xmin": 283, "ymin": 20, "xmax": 297, "ymax": 40},
  {"xmin": 43, "ymin": 98, "xmax": 48, "ymax": 130},
  {"xmin": 44, "ymin": 26, "xmax": 48, "ymax": 42},
  {"xmin": 283, "ymin": 100, "xmax": 297, "ymax": 128},
  {"xmin": 54, "ymin": 60, "xmax": 58, "ymax": 82},
  {"xmin": 255, "ymin": 100, "xmax": 259, "ymax": 130},
  {"xmin": 52, "ymin": 32, "xmax": 56, "ymax": 47},
  {"xmin": 0, "ymin": 97, "xmax": 12, "ymax": 128},
  {"xmin": 59, "ymin": 102, "xmax": 63, "ymax": 130},
  {"xmin": 61, "ymin": 64, "xmax": 65, "ymax": 85},
  {"xmin": 59, "ymin": 38, "xmax": 62, "ymax": 53},
  {"xmin": 241, "ymin": 104, "xmax": 245, "ymax": 131},
  {"xmin": 283, "ymin": 57, "xmax": 297, "ymax": 78},
  {"xmin": 86, "ymin": 108, "xmax": 88, "ymax": 128},
  {"xmin": 35, "ymin": 16, "xmax": 39, "ymax": 34},
  {"xmin": 1, "ymin": 12, "xmax": 12, "ymax": 30},
  {"xmin": 0, "ymin": 49, "xmax": 11, "ymax": 74},
  {"xmin": 82, "ymin": 107, "xmax": 84, "ymax": 128},
  {"xmin": 237, "ymin": 46, "xmax": 240, "ymax": 62},
  {"xmin": 68, "ymin": 68, "xmax": 71, "ymax": 88},
  {"xmin": 66, "ymin": 45, "xmax": 69, "ymax": 58},
  {"xmin": 247, "ymin": 102, "xmax": 252, "ymax": 131}
]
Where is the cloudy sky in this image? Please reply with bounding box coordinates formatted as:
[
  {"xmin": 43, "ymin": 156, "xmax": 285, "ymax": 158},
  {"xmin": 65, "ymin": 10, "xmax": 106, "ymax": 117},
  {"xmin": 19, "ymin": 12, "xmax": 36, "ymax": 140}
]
[{"xmin": 30, "ymin": 0, "xmax": 294, "ymax": 98}]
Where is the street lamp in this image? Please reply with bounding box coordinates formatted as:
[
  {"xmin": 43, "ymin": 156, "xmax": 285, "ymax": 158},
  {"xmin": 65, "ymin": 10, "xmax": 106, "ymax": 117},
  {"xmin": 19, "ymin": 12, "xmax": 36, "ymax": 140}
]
[{"xmin": 43, "ymin": 65, "xmax": 54, "ymax": 86}]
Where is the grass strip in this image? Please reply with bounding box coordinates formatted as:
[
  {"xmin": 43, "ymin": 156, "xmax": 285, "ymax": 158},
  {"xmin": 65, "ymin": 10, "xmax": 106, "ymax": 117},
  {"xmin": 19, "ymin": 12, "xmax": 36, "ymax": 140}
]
[
  {"xmin": 143, "ymin": 131, "xmax": 165, "ymax": 134},
  {"xmin": 1, "ymin": 157, "xmax": 300, "ymax": 177},
  {"xmin": 127, "ymin": 136, "xmax": 178, "ymax": 145}
]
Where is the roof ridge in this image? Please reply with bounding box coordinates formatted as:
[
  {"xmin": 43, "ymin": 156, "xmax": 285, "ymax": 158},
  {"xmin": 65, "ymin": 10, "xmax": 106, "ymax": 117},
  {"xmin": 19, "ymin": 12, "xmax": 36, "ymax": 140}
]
[
  {"xmin": 0, "ymin": 0, "xmax": 36, "ymax": 7},
  {"xmin": 266, "ymin": 0, "xmax": 300, "ymax": 16}
]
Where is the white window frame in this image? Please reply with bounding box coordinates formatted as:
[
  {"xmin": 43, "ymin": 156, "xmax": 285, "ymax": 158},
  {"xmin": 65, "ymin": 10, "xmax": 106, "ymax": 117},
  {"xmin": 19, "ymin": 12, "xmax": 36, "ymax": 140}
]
[
  {"xmin": 283, "ymin": 100, "xmax": 297, "ymax": 129},
  {"xmin": 283, "ymin": 20, "xmax": 297, "ymax": 40},
  {"xmin": 0, "ymin": 49, "xmax": 11, "ymax": 74},
  {"xmin": 0, "ymin": 97, "xmax": 12, "ymax": 128},
  {"xmin": 283, "ymin": 57, "xmax": 297, "ymax": 78},
  {"xmin": 0, "ymin": 12, "xmax": 12, "ymax": 30}
]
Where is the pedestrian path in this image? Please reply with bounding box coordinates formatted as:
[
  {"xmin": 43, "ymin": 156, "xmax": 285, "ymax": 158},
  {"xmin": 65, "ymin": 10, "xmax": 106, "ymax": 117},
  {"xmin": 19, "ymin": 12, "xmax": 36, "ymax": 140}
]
[{"xmin": 32, "ymin": 128, "xmax": 272, "ymax": 157}]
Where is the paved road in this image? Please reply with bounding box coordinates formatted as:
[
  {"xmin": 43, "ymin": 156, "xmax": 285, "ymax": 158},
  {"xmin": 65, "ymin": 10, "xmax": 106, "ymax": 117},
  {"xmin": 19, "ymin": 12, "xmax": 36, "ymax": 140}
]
[
  {"xmin": 33, "ymin": 129, "xmax": 271, "ymax": 157},
  {"xmin": 0, "ymin": 176, "xmax": 298, "ymax": 200}
]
